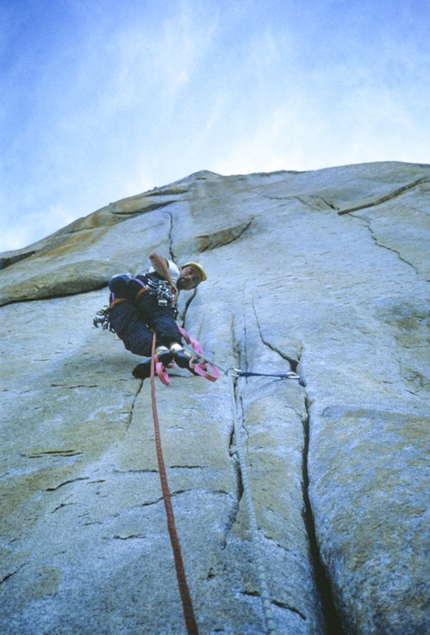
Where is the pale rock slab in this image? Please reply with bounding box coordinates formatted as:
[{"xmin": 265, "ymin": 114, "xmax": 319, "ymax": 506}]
[{"xmin": 1, "ymin": 161, "xmax": 429, "ymax": 634}]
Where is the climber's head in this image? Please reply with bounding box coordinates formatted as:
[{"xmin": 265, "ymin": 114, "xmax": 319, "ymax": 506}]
[{"xmin": 177, "ymin": 262, "xmax": 207, "ymax": 290}]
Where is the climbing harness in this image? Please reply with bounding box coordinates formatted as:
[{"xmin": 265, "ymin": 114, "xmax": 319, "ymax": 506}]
[
  {"xmin": 92, "ymin": 271, "xmax": 181, "ymax": 332},
  {"xmin": 149, "ymin": 332, "xmax": 199, "ymax": 635},
  {"xmin": 92, "ymin": 275, "xmax": 179, "ymax": 333},
  {"xmin": 132, "ymin": 275, "xmax": 178, "ymax": 317}
]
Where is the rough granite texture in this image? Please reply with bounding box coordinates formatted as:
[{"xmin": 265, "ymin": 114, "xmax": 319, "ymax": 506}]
[{"xmin": 1, "ymin": 162, "xmax": 429, "ymax": 634}]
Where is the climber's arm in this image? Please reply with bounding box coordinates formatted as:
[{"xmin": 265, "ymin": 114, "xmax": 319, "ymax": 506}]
[{"xmin": 149, "ymin": 252, "xmax": 177, "ymax": 289}]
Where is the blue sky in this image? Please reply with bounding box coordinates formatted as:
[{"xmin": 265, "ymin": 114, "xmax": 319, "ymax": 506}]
[{"xmin": 1, "ymin": 0, "xmax": 429, "ymax": 252}]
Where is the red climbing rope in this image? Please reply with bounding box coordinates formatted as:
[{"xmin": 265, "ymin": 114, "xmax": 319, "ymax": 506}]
[{"xmin": 149, "ymin": 332, "xmax": 199, "ymax": 635}]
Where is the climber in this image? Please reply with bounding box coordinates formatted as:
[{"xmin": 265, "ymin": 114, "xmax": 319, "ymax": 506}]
[{"xmin": 106, "ymin": 252, "xmax": 207, "ymax": 379}]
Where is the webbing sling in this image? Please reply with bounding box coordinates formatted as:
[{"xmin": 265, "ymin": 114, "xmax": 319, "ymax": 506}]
[{"xmin": 149, "ymin": 332, "xmax": 199, "ymax": 634}]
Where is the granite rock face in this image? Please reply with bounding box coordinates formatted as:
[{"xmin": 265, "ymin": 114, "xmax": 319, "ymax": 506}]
[{"xmin": 1, "ymin": 162, "xmax": 429, "ymax": 634}]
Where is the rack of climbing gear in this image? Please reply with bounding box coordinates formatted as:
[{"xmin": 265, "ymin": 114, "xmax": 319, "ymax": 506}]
[
  {"xmin": 92, "ymin": 307, "xmax": 113, "ymax": 331},
  {"xmin": 131, "ymin": 275, "xmax": 179, "ymax": 317},
  {"xmin": 144, "ymin": 277, "xmax": 177, "ymax": 307}
]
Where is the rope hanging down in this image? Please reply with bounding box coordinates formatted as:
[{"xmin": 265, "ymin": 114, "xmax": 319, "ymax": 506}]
[
  {"xmin": 149, "ymin": 332, "xmax": 199, "ymax": 635},
  {"xmin": 180, "ymin": 332, "xmax": 298, "ymax": 634},
  {"xmin": 148, "ymin": 330, "xmax": 299, "ymax": 634}
]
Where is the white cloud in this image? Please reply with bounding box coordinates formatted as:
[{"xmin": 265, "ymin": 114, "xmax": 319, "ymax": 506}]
[{"xmin": 1, "ymin": 204, "xmax": 78, "ymax": 252}]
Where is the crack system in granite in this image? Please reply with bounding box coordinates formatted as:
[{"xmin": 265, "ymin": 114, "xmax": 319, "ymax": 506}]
[
  {"xmin": 251, "ymin": 299, "xmax": 345, "ymax": 634},
  {"xmin": 301, "ymin": 395, "xmax": 345, "ymax": 635},
  {"xmin": 351, "ymin": 212, "xmax": 418, "ymax": 272},
  {"xmin": 0, "ymin": 564, "xmax": 26, "ymax": 588}
]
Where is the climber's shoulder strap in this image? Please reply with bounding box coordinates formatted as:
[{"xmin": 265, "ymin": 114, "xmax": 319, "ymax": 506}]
[
  {"xmin": 109, "ymin": 297, "xmax": 127, "ymax": 309},
  {"xmin": 130, "ymin": 275, "xmax": 149, "ymax": 299}
]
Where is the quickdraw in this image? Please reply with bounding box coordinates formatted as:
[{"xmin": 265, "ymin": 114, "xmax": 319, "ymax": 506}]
[{"xmin": 235, "ymin": 370, "xmax": 300, "ymax": 380}]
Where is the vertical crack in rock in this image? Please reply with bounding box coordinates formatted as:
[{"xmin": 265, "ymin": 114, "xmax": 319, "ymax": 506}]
[
  {"xmin": 228, "ymin": 427, "xmax": 244, "ymax": 504},
  {"xmin": 234, "ymin": 311, "xmax": 250, "ymax": 499},
  {"xmin": 238, "ymin": 391, "xmax": 251, "ymax": 445},
  {"xmin": 251, "ymin": 299, "xmax": 345, "ymax": 633},
  {"xmin": 168, "ymin": 210, "xmax": 197, "ymax": 322},
  {"xmin": 302, "ymin": 397, "xmax": 346, "ymax": 635},
  {"xmin": 228, "ymin": 314, "xmax": 245, "ymax": 506},
  {"xmin": 233, "ymin": 305, "xmax": 249, "ymax": 374},
  {"xmin": 242, "ymin": 312, "xmax": 249, "ymax": 374},
  {"xmin": 182, "ymin": 288, "xmax": 197, "ymax": 319},
  {"xmin": 167, "ymin": 211, "xmax": 175, "ymax": 262},
  {"xmin": 126, "ymin": 375, "xmax": 146, "ymax": 433}
]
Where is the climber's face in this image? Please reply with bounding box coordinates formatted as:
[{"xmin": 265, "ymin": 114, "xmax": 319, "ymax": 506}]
[{"xmin": 177, "ymin": 265, "xmax": 202, "ymax": 290}]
